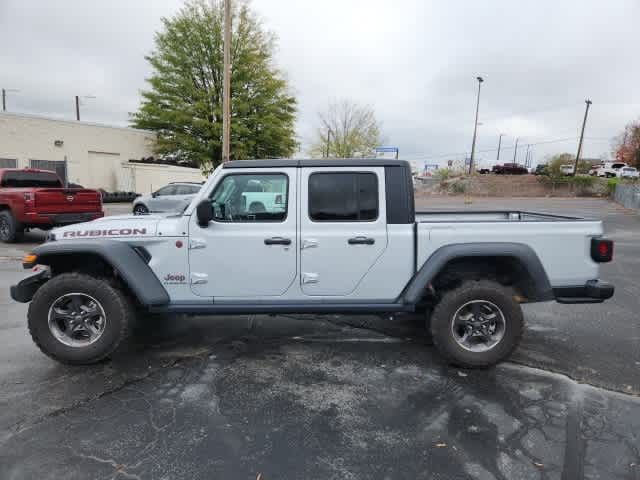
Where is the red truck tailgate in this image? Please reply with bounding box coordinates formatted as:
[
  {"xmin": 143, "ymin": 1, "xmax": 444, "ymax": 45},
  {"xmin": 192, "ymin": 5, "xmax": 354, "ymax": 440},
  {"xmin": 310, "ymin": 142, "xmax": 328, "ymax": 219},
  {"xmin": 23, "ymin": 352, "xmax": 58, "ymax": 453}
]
[{"xmin": 34, "ymin": 189, "xmax": 102, "ymax": 213}]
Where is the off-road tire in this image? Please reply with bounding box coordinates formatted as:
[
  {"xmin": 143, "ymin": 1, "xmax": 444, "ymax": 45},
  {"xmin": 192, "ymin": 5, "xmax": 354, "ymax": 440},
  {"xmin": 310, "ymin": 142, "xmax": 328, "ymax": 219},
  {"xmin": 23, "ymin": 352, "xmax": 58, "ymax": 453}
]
[
  {"xmin": 430, "ymin": 280, "xmax": 523, "ymax": 368},
  {"xmin": 0, "ymin": 210, "xmax": 21, "ymax": 243},
  {"xmin": 28, "ymin": 273, "xmax": 135, "ymax": 365}
]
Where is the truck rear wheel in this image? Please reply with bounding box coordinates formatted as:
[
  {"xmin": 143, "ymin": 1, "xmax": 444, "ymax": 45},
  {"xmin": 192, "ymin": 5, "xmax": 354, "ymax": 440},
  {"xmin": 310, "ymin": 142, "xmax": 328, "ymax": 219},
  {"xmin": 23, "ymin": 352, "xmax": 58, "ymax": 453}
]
[
  {"xmin": 430, "ymin": 280, "xmax": 523, "ymax": 368},
  {"xmin": 0, "ymin": 210, "xmax": 21, "ymax": 243},
  {"xmin": 27, "ymin": 273, "xmax": 134, "ymax": 365}
]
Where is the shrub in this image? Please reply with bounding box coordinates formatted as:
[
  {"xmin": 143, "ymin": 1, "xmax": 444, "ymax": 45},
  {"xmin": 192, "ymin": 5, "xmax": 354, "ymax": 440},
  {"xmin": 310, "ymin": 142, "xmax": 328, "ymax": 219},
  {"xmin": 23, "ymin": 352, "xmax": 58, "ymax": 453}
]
[
  {"xmin": 450, "ymin": 181, "xmax": 466, "ymax": 194},
  {"xmin": 606, "ymin": 177, "xmax": 619, "ymax": 196}
]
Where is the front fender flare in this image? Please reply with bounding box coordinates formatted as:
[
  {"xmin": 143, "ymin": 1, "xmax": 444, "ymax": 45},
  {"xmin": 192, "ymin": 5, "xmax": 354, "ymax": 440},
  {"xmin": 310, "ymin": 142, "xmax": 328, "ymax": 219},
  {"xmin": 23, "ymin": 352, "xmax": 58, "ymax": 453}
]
[{"xmin": 27, "ymin": 239, "xmax": 170, "ymax": 306}]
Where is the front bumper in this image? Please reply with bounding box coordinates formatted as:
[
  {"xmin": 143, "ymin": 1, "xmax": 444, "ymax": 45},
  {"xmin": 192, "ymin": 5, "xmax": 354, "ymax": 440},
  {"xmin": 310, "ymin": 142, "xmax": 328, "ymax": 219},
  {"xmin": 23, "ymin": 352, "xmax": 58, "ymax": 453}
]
[
  {"xmin": 553, "ymin": 279, "xmax": 614, "ymax": 304},
  {"xmin": 10, "ymin": 270, "xmax": 50, "ymax": 303}
]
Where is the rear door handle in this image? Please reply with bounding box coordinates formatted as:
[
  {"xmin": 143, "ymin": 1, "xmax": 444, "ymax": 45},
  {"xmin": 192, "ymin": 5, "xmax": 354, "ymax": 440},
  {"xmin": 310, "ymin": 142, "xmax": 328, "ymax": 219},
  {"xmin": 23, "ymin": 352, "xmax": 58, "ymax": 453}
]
[
  {"xmin": 264, "ymin": 237, "xmax": 292, "ymax": 245},
  {"xmin": 348, "ymin": 236, "xmax": 375, "ymax": 245}
]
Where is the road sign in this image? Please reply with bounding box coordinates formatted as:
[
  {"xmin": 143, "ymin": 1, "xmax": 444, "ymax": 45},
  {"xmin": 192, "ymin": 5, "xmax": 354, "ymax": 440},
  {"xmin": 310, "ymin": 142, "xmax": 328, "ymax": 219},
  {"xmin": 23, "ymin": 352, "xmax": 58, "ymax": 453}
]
[{"xmin": 375, "ymin": 146, "xmax": 399, "ymax": 159}]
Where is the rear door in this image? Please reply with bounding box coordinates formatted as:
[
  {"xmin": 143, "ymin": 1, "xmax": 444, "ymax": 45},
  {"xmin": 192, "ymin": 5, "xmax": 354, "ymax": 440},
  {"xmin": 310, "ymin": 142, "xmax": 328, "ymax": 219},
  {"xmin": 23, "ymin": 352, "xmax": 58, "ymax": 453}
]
[{"xmin": 299, "ymin": 167, "xmax": 388, "ymax": 296}]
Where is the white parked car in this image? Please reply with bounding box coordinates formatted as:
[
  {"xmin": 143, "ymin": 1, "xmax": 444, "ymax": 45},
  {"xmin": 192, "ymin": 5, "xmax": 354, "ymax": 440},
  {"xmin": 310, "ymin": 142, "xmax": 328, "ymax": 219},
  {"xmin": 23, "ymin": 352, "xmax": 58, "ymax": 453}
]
[
  {"xmin": 560, "ymin": 164, "xmax": 575, "ymax": 176},
  {"xmin": 597, "ymin": 162, "xmax": 628, "ymax": 178},
  {"xmin": 618, "ymin": 166, "xmax": 639, "ymax": 179},
  {"xmin": 132, "ymin": 182, "xmax": 202, "ymax": 214}
]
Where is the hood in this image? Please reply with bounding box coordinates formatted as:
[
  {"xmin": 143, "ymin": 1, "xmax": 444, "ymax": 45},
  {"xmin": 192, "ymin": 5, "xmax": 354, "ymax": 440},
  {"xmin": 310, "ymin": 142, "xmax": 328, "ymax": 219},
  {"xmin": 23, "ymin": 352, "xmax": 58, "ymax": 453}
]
[{"xmin": 51, "ymin": 214, "xmax": 163, "ymax": 240}]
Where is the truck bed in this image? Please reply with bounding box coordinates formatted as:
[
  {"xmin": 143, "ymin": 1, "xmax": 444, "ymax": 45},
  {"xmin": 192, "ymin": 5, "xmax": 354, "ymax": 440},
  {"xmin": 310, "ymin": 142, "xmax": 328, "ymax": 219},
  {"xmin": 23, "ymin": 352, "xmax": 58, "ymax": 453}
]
[
  {"xmin": 415, "ymin": 210, "xmax": 581, "ymax": 223},
  {"xmin": 415, "ymin": 210, "xmax": 603, "ymax": 288}
]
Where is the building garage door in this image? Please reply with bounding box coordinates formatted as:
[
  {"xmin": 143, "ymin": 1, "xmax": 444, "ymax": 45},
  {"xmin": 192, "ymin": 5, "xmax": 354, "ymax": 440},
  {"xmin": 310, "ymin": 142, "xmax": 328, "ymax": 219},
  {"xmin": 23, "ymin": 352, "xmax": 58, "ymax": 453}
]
[
  {"xmin": 0, "ymin": 158, "xmax": 17, "ymax": 168},
  {"xmin": 30, "ymin": 159, "xmax": 67, "ymax": 186}
]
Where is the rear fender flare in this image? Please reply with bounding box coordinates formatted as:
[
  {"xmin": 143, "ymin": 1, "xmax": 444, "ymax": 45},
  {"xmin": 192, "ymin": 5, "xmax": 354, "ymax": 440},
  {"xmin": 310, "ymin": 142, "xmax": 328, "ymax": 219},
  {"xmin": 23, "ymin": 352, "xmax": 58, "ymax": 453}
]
[{"xmin": 400, "ymin": 242, "xmax": 554, "ymax": 304}]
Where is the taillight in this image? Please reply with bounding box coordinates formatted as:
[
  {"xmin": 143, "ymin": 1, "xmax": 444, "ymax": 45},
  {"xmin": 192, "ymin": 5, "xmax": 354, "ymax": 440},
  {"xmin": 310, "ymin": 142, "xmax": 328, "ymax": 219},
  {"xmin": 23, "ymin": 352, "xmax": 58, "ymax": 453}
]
[{"xmin": 591, "ymin": 238, "xmax": 613, "ymax": 263}]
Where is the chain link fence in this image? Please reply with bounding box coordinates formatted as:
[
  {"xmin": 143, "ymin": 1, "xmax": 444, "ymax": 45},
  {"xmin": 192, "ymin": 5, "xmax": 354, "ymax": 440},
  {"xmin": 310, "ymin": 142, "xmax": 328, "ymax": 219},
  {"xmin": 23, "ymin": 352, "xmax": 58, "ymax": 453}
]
[{"xmin": 613, "ymin": 184, "xmax": 640, "ymax": 210}]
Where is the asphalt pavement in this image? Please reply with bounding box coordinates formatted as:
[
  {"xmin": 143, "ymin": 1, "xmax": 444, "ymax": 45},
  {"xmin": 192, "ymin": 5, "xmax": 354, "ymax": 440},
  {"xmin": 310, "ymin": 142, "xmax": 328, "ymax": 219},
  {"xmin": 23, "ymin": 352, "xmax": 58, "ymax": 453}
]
[{"xmin": 0, "ymin": 198, "xmax": 638, "ymax": 479}]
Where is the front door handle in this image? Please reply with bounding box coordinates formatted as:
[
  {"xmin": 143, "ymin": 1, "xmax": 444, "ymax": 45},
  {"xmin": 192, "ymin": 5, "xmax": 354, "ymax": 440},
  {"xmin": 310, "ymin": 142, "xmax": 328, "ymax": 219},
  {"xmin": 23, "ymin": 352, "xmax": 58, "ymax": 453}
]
[
  {"xmin": 348, "ymin": 236, "xmax": 375, "ymax": 245},
  {"xmin": 264, "ymin": 237, "xmax": 292, "ymax": 246}
]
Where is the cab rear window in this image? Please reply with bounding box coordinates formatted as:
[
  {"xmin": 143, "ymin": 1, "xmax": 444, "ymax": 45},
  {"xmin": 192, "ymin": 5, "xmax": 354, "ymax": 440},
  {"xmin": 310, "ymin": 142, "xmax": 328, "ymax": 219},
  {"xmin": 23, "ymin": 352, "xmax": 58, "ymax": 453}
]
[{"xmin": 1, "ymin": 171, "xmax": 62, "ymax": 188}]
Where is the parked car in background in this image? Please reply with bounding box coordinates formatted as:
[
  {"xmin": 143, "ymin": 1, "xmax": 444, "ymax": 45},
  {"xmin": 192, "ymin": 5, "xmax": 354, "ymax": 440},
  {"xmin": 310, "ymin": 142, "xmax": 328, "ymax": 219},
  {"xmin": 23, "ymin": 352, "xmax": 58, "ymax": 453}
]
[
  {"xmin": 597, "ymin": 162, "xmax": 628, "ymax": 178},
  {"xmin": 492, "ymin": 163, "xmax": 528, "ymax": 175},
  {"xmin": 618, "ymin": 166, "xmax": 639, "ymax": 179},
  {"xmin": 132, "ymin": 182, "xmax": 202, "ymax": 214},
  {"xmin": 588, "ymin": 164, "xmax": 603, "ymax": 176},
  {"xmin": 477, "ymin": 168, "xmax": 492, "ymax": 174},
  {"xmin": 560, "ymin": 164, "xmax": 576, "ymax": 176},
  {"xmin": 0, "ymin": 168, "xmax": 103, "ymax": 243},
  {"xmin": 534, "ymin": 164, "xmax": 548, "ymax": 175}
]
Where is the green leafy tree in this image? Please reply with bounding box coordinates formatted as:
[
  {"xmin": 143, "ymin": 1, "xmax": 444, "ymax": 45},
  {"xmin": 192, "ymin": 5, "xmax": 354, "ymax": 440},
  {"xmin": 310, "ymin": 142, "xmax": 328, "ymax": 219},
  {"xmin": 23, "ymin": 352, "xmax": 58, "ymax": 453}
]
[
  {"xmin": 544, "ymin": 152, "xmax": 592, "ymax": 178},
  {"xmin": 311, "ymin": 99, "xmax": 383, "ymax": 158},
  {"xmin": 132, "ymin": 0, "xmax": 297, "ymax": 171}
]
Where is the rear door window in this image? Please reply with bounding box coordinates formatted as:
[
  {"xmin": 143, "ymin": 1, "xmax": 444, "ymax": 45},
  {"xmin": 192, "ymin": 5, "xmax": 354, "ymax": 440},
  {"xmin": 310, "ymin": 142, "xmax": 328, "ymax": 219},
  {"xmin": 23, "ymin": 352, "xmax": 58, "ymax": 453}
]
[{"xmin": 308, "ymin": 172, "xmax": 378, "ymax": 221}]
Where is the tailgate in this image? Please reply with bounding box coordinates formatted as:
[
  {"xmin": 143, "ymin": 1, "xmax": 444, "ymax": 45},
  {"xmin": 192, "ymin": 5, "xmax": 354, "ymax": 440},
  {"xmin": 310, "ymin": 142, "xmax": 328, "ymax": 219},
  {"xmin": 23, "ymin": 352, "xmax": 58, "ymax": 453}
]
[{"xmin": 34, "ymin": 189, "xmax": 102, "ymax": 213}]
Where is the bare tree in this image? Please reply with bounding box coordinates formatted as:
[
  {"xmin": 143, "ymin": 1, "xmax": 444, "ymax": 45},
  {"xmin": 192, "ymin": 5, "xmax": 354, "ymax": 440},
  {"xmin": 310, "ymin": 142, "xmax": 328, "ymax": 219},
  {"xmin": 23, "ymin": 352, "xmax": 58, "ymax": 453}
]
[{"xmin": 311, "ymin": 99, "xmax": 383, "ymax": 158}]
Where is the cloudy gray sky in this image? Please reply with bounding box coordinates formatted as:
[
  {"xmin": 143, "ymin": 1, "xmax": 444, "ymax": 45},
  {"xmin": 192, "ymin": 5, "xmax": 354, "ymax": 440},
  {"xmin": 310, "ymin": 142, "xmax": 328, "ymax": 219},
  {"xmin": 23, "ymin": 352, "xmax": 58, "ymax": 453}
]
[{"xmin": 1, "ymin": 0, "xmax": 639, "ymax": 167}]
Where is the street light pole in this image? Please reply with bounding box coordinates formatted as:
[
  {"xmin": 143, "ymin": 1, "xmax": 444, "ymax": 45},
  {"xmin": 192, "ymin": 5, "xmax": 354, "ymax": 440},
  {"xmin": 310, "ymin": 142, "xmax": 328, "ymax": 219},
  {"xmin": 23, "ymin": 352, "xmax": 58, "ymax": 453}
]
[
  {"xmin": 512, "ymin": 137, "xmax": 519, "ymax": 163},
  {"xmin": 469, "ymin": 76, "xmax": 484, "ymax": 174},
  {"xmin": 222, "ymin": 0, "xmax": 231, "ymax": 162},
  {"xmin": 573, "ymin": 99, "xmax": 592, "ymax": 176},
  {"xmin": 496, "ymin": 133, "xmax": 504, "ymax": 162}
]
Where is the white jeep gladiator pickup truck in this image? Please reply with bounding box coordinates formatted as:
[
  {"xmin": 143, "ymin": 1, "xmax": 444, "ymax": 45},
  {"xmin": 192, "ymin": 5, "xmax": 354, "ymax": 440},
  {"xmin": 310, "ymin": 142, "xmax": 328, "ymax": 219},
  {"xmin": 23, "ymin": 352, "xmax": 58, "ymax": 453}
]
[{"xmin": 11, "ymin": 159, "xmax": 615, "ymax": 368}]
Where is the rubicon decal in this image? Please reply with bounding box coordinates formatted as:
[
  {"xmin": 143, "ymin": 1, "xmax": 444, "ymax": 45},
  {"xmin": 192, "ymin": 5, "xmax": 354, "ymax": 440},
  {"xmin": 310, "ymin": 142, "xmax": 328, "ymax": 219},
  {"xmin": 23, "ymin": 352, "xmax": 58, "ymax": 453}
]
[{"xmin": 62, "ymin": 228, "xmax": 147, "ymax": 238}]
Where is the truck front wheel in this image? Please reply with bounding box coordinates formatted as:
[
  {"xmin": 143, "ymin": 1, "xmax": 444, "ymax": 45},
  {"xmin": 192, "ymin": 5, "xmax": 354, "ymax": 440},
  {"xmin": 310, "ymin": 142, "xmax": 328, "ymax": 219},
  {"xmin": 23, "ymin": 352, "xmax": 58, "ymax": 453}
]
[
  {"xmin": 430, "ymin": 280, "xmax": 523, "ymax": 368},
  {"xmin": 0, "ymin": 210, "xmax": 22, "ymax": 243},
  {"xmin": 27, "ymin": 273, "xmax": 134, "ymax": 365}
]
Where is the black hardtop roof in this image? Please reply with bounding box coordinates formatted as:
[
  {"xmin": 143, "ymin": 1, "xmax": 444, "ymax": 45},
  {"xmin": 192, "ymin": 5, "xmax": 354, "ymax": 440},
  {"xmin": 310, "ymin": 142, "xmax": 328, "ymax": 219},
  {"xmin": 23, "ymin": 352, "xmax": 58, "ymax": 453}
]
[{"xmin": 222, "ymin": 158, "xmax": 411, "ymax": 169}]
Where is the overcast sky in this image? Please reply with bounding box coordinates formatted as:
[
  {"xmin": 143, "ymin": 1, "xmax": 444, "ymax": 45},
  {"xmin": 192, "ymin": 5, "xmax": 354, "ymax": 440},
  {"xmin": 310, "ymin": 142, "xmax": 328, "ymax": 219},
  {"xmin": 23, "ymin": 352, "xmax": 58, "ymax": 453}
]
[{"xmin": 1, "ymin": 0, "xmax": 639, "ymax": 167}]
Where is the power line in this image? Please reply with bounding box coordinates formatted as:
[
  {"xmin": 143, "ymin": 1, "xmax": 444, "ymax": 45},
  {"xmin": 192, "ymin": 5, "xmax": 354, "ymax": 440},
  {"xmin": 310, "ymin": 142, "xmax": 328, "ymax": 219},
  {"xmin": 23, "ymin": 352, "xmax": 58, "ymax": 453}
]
[{"xmin": 403, "ymin": 136, "xmax": 577, "ymax": 161}]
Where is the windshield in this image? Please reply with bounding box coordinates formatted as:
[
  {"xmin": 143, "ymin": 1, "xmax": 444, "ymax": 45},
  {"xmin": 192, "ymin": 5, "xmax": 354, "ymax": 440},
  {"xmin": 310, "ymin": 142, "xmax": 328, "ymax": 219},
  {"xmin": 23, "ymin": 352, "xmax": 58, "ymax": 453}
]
[{"xmin": 1, "ymin": 171, "xmax": 62, "ymax": 188}]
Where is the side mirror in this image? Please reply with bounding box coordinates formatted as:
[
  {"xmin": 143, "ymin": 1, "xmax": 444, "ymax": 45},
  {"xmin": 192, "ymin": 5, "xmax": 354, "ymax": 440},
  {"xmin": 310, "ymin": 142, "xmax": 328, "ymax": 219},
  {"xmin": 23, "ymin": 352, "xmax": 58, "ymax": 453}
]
[
  {"xmin": 196, "ymin": 199, "xmax": 213, "ymax": 227},
  {"xmin": 151, "ymin": 192, "xmax": 158, "ymax": 198}
]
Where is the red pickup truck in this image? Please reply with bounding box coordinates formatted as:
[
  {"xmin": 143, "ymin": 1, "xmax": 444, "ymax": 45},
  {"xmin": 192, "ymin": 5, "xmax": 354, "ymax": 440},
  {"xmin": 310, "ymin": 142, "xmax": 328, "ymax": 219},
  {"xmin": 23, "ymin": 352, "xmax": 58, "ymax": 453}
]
[{"xmin": 0, "ymin": 168, "xmax": 103, "ymax": 242}]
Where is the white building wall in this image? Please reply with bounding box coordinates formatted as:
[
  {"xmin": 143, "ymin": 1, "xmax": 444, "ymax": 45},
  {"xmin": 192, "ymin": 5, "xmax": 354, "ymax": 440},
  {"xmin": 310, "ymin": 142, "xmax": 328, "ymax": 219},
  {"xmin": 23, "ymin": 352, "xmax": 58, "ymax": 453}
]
[{"xmin": 0, "ymin": 112, "xmax": 205, "ymax": 193}]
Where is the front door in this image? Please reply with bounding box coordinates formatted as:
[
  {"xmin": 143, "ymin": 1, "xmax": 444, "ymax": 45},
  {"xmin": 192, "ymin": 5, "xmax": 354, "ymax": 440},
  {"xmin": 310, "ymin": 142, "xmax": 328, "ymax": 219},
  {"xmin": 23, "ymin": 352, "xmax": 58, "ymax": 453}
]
[
  {"xmin": 188, "ymin": 169, "xmax": 297, "ymax": 298},
  {"xmin": 300, "ymin": 167, "xmax": 388, "ymax": 296}
]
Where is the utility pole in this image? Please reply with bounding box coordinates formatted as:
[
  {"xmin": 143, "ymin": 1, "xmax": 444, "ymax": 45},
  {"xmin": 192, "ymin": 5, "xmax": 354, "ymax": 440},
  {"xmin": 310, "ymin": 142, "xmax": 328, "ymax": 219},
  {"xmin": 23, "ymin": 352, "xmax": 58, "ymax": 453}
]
[
  {"xmin": 512, "ymin": 137, "xmax": 519, "ymax": 163},
  {"xmin": 75, "ymin": 95, "xmax": 96, "ymax": 121},
  {"xmin": 525, "ymin": 144, "xmax": 531, "ymax": 168},
  {"xmin": 2, "ymin": 88, "xmax": 19, "ymax": 112},
  {"xmin": 496, "ymin": 133, "xmax": 504, "ymax": 162},
  {"xmin": 573, "ymin": 99, "xmax": 592, "ymax": 175},
  {"xmin": 469, "ymin": 76, "xmax": 484, "ymax": 174},
  {"xmin": 325, "ymin": 129, "xmax": 332, "ymax": 158},
  {"xmin": 222, "ymin": 0, "xmax": 232, "ymax": 162}
]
